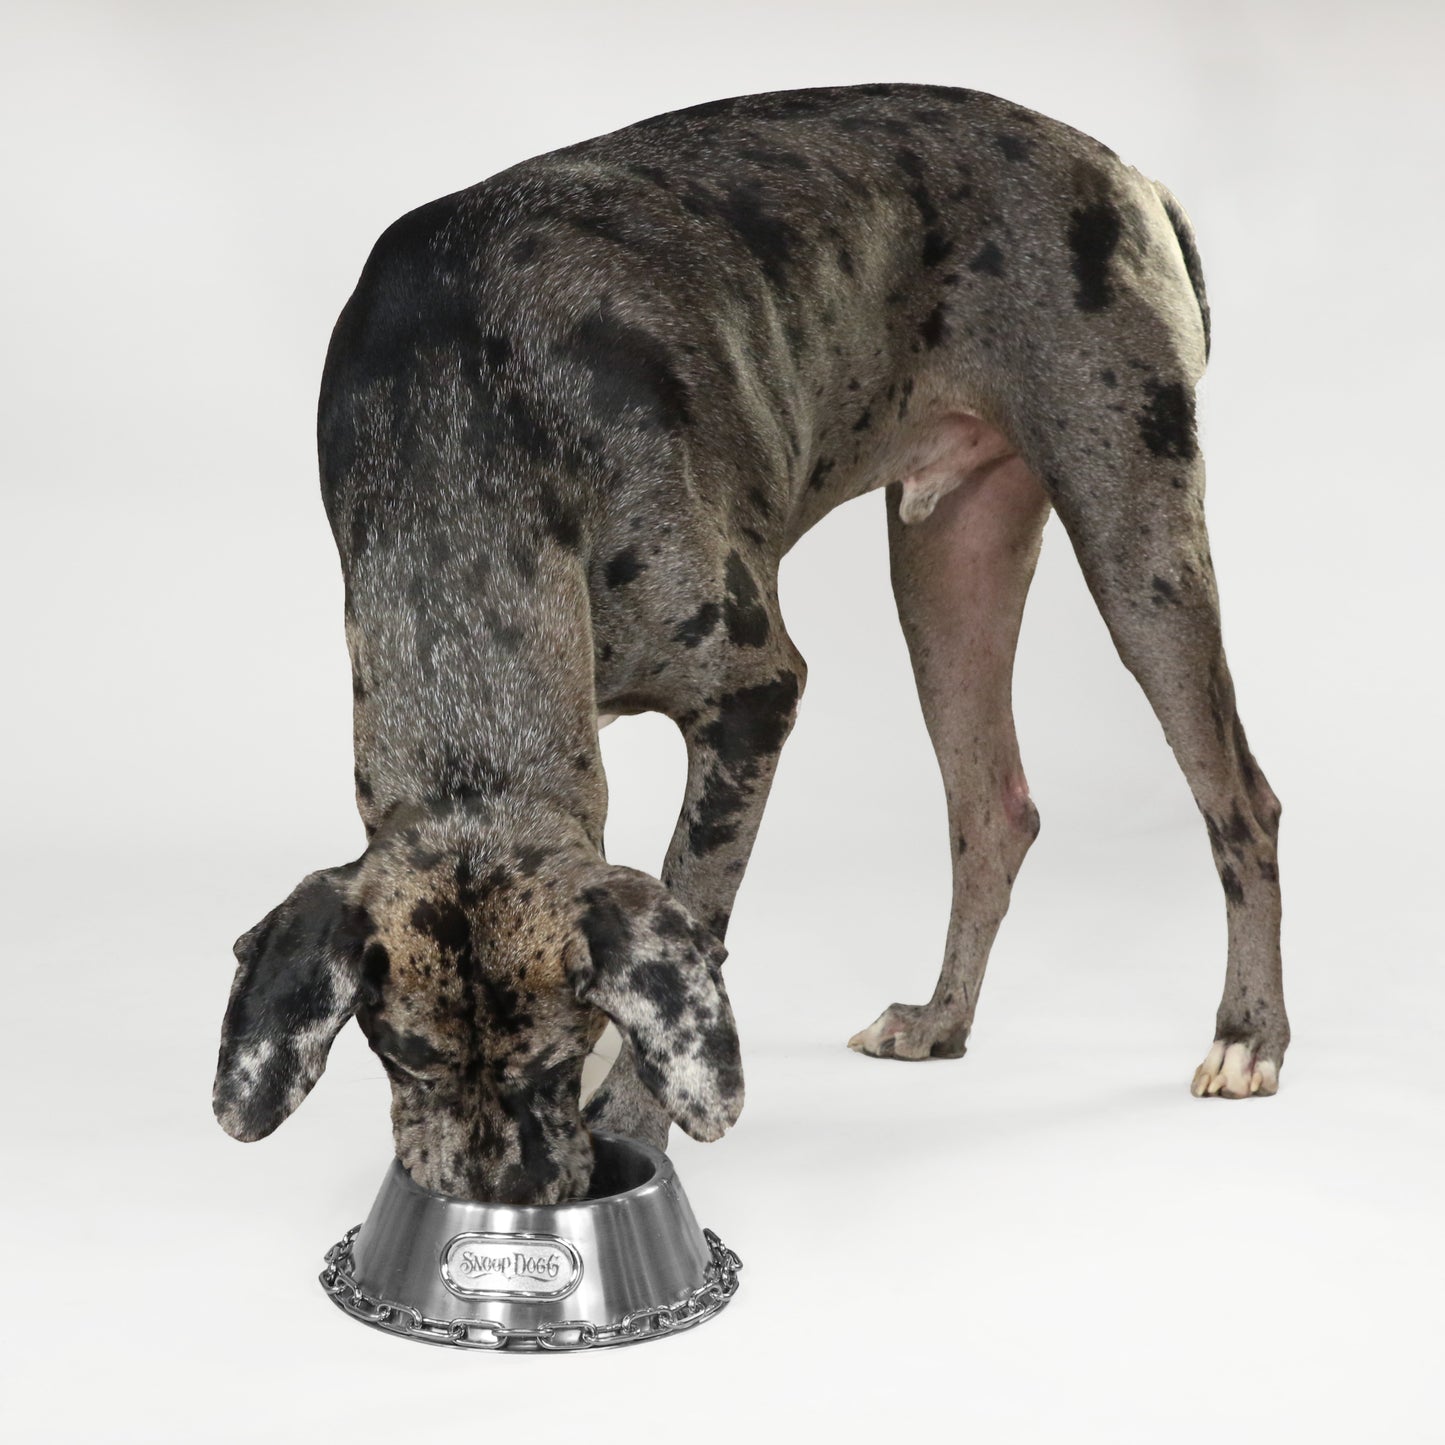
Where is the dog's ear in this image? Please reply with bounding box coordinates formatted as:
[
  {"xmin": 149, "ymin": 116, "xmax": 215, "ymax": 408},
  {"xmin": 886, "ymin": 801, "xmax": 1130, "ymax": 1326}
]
[
  {"xmin": 213, "ymin": 862, "xmax": 370, "ymax": 1142},
  {"xmin": 568, "ymin": 867, "xmax": 742, "ymax": 1141}
]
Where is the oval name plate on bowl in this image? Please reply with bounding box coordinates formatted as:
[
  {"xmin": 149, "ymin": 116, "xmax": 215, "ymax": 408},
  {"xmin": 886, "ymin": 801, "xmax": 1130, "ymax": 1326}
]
[{"xmin": 439, "ymin": 1232, "xmax": 583, "ymax": 1301}]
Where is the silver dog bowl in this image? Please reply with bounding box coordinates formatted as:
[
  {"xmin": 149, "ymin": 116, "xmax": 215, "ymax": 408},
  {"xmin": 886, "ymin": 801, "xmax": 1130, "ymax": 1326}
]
[{"xmin": 319, "ymin": 1132, "xmax": 742, "ymax": 1351}]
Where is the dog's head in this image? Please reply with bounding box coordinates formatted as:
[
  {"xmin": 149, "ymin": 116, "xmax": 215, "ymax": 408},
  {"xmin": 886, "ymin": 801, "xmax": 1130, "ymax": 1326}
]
[{"xmin": 212, "ymin": 817, "xmax": 741, "ymax": 1203}]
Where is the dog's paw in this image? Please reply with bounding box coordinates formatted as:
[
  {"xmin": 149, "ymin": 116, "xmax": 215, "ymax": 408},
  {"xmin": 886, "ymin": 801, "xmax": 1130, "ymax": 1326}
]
[
  {"xmin": 1190, "ymin": 1040, "xmax": 1280, "ymax": 1098},
  {"xmin": 848, "ymin": 1002, "xmax": 969, "ymax": 1061}
]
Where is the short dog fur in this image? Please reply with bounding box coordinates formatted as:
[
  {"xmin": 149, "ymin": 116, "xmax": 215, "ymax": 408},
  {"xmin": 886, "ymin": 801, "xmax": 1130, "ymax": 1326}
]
[{"xmin": 214, "ymin": 84, "xmax": 1289, "ymax": 1204}]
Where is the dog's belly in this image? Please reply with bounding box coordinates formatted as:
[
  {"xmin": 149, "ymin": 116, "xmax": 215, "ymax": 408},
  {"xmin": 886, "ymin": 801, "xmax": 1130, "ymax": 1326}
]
[{"xmin": 587, "ymin": 400, "xmax": 1032, "ymax": 725}]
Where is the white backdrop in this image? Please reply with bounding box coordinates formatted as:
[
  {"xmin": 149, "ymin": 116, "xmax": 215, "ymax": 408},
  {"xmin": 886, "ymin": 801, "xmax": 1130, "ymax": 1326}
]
[{"xmin": 3, "ymin": 2, "xmax": 1442, "ymax": 1441}]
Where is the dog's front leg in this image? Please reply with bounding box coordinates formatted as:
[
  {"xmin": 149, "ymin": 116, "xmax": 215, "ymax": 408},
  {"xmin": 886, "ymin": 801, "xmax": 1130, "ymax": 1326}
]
[{"xmin": 585, "ymin": 642, "xmax": 806, "ymax": 1149}]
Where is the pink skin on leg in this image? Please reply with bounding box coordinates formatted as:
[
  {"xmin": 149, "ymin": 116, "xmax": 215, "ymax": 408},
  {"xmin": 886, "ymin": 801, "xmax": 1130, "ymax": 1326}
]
[{"xmin": 851, "ymin": 414, "xmax": 1050, "ymax": 1060}]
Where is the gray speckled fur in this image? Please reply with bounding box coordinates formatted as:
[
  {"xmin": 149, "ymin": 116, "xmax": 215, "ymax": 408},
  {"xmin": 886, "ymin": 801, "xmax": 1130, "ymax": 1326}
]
[{"xmin": 214, "ymin": 84, "xmax": 1288, "ymax": 1200}]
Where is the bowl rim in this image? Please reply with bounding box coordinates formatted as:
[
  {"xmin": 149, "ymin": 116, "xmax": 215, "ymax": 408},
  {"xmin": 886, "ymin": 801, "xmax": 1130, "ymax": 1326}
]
[{"xmin": 375, "ymin": 1130, "xmax": 672, "ymax": 1216}]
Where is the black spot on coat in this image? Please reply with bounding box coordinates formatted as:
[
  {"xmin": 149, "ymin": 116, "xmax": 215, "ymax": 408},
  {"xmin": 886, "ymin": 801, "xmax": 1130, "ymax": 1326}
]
[
  {"xmin": 701, "ymin": 673, "xmax": 801, "ymax": 771},
  {"xmin": 559, "ymin": 311, "xmax": 692, "ymax": 432},
  {"xmin": 481, "ymin": 334, "xmax": 512, "ymax": 369},
  {"xmin": 689, "ymin": 767, "xmax": 748, "ymax": 854},
  {"xmin": 683, "ymin": 182, "xmax": 799, "ymax": 286},
  {"xmin": 672, "ymin": 601, "xmax": 721, "ymax": 648},
  {"xmin": 541, "ymin": 495, "xmax": 582, "ymax": 550},
  {"xmin": 1137, "ymin": 380, "xmax": 1198, "ymax": 461},
  {"xmin": 921, "ymin": 230, "xmax": 953, "ymax": 267},
  {"xmin": 577, "ymin": 886, "xmax": 632, "ymax": 970},
  {"xmin": 410, "ymin": 898, "xmax": 472, "ymax": 954},
  {"xmin": 604, "ymin": 546, "xmax": 647, "ymax": 589},
  {"xmin": 808, "ymin": 457, "xmax": 835, "ymax": 490},
  {"xmin": 1067, "ymin": 201, "xmax": 1122, "ymax": 311},
  {"xmin": 722, "ymin": 552, "xmax": 770, "ymax": 646},
  {"xmin": 514, "ymin": 845, "xmax": 551, "ymax": 877},
  {"xmin": 968, "ymin": 240, "xmax": 1005, "ymax": 276},
  {"xmin": 358, "ymin": 941, "xmax": 391, "ymax": 1005},
  {"xmin": 688, "ymin": 672, "xmax": 802, "ymax": 853}
]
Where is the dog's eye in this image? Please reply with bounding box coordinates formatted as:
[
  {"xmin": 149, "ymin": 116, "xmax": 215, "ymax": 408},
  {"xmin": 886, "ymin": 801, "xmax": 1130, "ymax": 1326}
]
[
  {"xmin": 379, "ymin": 1056, "xmax": 440, "ymax": 1089},
  {"xmin": 359, "ymin": 1012, "xmax": 447, "ymax": 1085}
]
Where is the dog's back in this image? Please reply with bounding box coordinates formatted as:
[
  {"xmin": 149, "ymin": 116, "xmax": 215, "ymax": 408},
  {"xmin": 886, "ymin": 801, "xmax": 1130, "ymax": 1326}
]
[{"xmin": 318, "ymin": 84, "xmax": 1200, "ymax": 565}]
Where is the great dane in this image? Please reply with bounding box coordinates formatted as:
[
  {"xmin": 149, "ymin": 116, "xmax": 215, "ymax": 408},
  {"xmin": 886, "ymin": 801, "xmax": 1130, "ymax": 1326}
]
[{"xmin": 213, "ymin": 84, "xmax": 1288, "ymax": 1204}]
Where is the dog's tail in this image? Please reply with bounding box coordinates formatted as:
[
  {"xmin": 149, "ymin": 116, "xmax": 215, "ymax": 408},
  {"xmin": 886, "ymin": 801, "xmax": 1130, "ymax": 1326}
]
[{"xmin": 1152, "ymin": 180, "xmax": 1211, "ymax": 366}]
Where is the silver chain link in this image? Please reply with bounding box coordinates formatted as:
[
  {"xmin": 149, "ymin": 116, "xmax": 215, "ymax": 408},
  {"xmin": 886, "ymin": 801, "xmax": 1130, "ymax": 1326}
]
[{"xmin": 319, "ymin": 1224, "xmax": 742, "ymax": 1351}]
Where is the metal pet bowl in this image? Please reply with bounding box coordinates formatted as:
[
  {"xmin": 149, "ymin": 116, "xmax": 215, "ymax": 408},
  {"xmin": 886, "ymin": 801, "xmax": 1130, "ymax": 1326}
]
[{"xmin": 319, "ymin": 1131, "xmax": 741, "ymax": 1351}]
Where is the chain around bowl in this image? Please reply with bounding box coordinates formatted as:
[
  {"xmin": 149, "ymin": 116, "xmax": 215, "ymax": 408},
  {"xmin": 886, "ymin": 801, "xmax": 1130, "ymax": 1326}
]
[{"xmin": 319, "ymin": 1223, "xmax": 743, "ymax": 1351}]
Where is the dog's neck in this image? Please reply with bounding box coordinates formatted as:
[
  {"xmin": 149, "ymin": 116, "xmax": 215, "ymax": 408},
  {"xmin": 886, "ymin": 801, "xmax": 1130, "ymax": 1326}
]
[{"xmin": 347, "ymin": 536, "xmax": 606, "ymax": 844}]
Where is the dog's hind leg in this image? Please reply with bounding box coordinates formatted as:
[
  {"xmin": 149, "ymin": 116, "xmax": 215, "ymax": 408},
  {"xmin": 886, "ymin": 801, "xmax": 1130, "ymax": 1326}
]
[
  {"xmin": 1012, "ymin": 298, "xmax": 1288, "ymax": 1095},
  {"xmin": 850, "ymin": 453, "xmax": 1050, "ymax": 1060}
]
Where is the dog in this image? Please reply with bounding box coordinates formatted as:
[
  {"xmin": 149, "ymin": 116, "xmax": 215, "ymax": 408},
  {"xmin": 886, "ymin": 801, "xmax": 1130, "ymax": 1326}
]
[{"xmin": 213, "ymin": 84, "xmax": 1288, "ymax": 1205}]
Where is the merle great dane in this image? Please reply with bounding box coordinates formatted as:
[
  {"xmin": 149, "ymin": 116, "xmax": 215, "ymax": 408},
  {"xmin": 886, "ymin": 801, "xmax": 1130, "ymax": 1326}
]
[{"xmin": 213, "ymin": 84, "xmax": 1288, "ymax": 1204}]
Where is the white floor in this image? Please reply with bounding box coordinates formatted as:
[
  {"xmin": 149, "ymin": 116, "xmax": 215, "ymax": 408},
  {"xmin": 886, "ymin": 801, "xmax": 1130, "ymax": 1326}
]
[{"xmin": 6, "ymin": 813, "xmax": 1440, "ymax": 1445}]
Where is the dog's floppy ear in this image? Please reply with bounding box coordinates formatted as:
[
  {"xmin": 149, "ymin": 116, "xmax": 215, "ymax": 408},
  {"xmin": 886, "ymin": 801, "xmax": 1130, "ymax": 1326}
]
[
  {"xmin": 213, "ymin": 862, "xmax": 370, "ymax": 1142},
  {"xmin": 568, "ymin": 867, "xmax": 742, "ymax": 1141}
]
